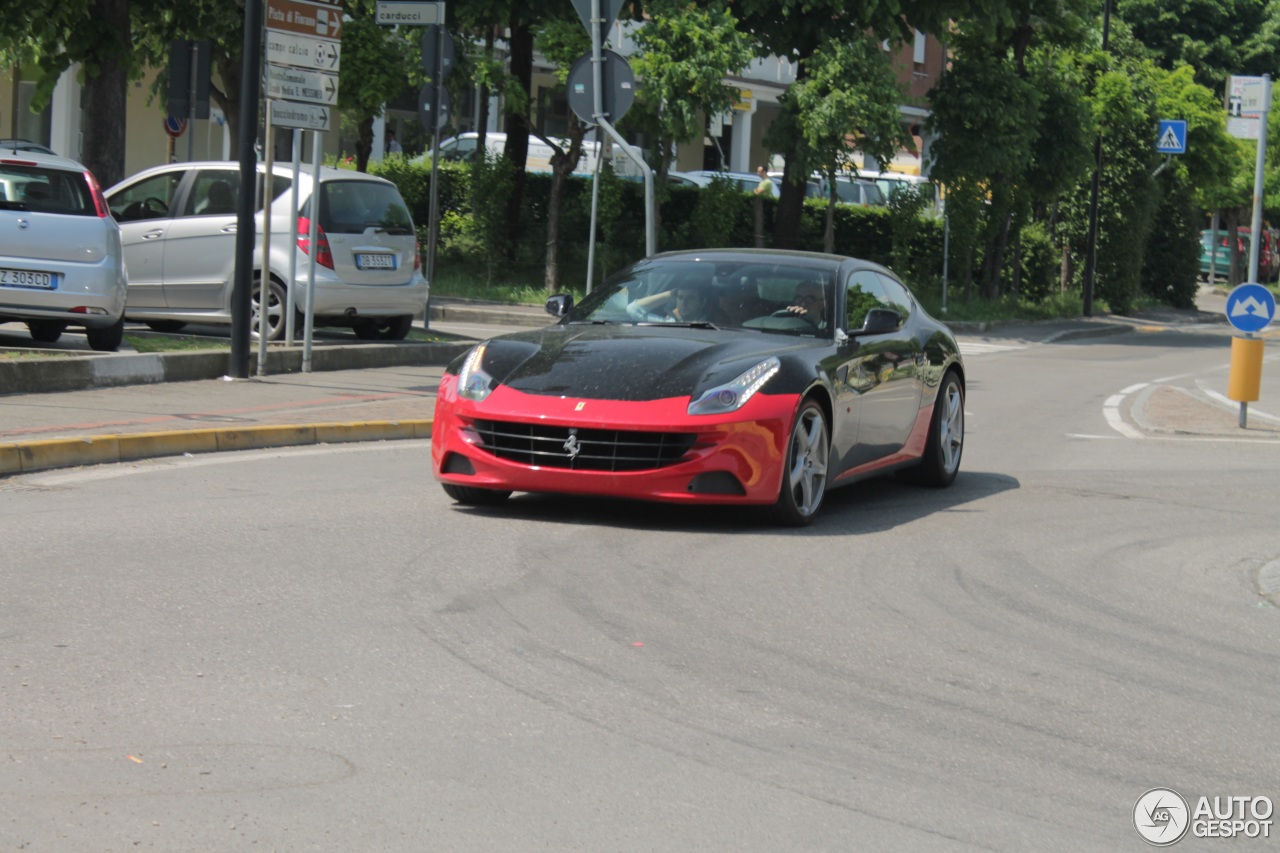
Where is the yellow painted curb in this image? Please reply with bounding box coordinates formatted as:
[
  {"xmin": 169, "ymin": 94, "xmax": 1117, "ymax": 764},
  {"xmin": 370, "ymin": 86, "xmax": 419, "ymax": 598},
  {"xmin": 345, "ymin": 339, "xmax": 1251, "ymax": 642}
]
[
  {"xmin": 117, "ymin": 429, "xmax": 221, "ymax": 461},
  {"xmin": 18, "ymin": 436, "xmax": 121, "ymax": 473},
  {"xmin": 0, "ymin": 419, "xmax": 435, "ymax": 477}
]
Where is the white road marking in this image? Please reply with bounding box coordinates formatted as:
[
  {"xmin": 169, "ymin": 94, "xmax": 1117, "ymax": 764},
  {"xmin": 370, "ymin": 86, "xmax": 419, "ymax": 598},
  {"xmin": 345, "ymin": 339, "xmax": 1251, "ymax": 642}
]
[
  {"xmin": 1104, "ymin": 387, "xmax": 1146, "ymax": 439},
  {"xmin": 959, "ymin": 341, "xmax": 1026, "ymax": 356},
  {"xmin": 1199, "ymin": 385, "xmax": 1280, "ymax": 423}
]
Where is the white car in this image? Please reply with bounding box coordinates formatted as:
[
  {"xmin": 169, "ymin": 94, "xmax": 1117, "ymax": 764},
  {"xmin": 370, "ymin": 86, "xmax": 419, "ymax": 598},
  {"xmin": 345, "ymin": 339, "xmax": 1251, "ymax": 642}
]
[
  {"xmin": 105, "ymin": 162, "xmax": 428, "ymax": 340},
  {"xmin": 0, "ymin": 146, "xmax": 127, "ymax": 350}
]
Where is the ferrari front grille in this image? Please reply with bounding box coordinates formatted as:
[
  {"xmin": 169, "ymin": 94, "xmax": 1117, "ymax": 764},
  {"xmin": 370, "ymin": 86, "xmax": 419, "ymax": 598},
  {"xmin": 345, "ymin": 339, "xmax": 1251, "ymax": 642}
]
[{"xmin": 472, "ymin": 419, "xmax": 699, "ymax": 471}]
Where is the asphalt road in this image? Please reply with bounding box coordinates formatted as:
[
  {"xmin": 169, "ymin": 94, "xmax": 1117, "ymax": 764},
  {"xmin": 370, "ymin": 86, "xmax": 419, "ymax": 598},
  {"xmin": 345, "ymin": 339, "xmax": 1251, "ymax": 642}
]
[{"xmin": 2, "ymin": 321, "xmax": 1280, "ymax": 851}]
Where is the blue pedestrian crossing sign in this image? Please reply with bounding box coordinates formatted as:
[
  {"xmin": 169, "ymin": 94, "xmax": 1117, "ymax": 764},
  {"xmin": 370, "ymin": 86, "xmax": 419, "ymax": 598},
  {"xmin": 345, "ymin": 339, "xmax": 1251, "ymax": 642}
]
[
  {"xmin": 1226, "ymin": 282, "xmax": 1276, "ymax": 333},
  {"xmin": 1156, "ymin": 119, "xmax": 1187, "ymax": 154}
]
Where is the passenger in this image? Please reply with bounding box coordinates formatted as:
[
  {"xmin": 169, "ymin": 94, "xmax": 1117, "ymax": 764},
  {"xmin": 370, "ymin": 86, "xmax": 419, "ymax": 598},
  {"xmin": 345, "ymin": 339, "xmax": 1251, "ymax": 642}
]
[
  {"xmin": 627, "ymin": 274, "xmax": 714, "ymax": 323},
  {"xmin": 716, "ymin": 278, "xmax": 767, "ymax": 326}
]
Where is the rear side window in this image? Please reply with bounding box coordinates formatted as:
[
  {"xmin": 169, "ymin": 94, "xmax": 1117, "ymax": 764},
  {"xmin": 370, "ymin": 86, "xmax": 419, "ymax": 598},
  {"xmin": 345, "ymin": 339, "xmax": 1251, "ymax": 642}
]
[
  {"xmin": 0, "ymin": 163, "xmax": 96, "ymax": 215},
  {"xmin": 319, "ymin": 180, "xmax": 414, "ymax": 235}
]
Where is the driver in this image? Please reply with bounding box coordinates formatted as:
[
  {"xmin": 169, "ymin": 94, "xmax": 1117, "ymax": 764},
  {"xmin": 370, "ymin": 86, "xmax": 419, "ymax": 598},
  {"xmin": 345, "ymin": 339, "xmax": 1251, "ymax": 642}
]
[{"xmin": 783, "ymin": 279, "xmax": 827, "ymax": 328}]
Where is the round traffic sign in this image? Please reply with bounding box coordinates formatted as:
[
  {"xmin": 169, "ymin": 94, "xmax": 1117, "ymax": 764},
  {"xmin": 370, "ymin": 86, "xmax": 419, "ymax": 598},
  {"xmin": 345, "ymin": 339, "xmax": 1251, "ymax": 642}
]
[
  {"xmin": 1225, "ymin": 282, "xmax": 1276, "ymax": 334},
  {"xmin": 164, "ymin": 115, "xmax": 188, "ymax": 138},
  {"xmin": 566, "ymin": 49, "xmax": 636, "ymax": 125}
]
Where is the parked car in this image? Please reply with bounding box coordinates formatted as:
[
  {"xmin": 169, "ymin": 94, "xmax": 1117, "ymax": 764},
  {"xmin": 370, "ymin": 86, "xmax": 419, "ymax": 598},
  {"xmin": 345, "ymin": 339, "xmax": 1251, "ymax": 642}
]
[
  {"xmin": 104, "ymin": 162, "xmax": 427, "ymax": 340},
  {"xmin": 679, "ymin": 169, "xmax": 779, "ymax": 197},
  {"xmin": 0, "ymin": 139, "xmax": 58, "ymax": 155},
  {"xmin": 803, "ymin": 174, "xmax": 885, "ymax": 206},
  {"xmin": 1199, "ymin": 228, "xmax": 1279, "ymax": 283},
  {"xmin": 426, "ymin": 132, "xmax": 645, "ymax": 178},
  {"xmin": 0, "ymin": 148, "xmax": 127, "ymax": 350},
  {"xmin": 432, "ymin": 248, "xmax": 964, "ymax": 525}
]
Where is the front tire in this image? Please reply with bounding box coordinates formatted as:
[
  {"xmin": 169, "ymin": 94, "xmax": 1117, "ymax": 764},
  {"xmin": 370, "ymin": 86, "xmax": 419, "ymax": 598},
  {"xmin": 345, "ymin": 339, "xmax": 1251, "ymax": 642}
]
[
  {"xmin": 909, "ymin": 369, "xmax": 964, "ymax": 487},
  {"xmin": 442, "ymin": 483, "xmax": 513, "ymax": 505},
  {"xmin": 768, "ymin": 399, "xmax": 830, "ymax": 526}
]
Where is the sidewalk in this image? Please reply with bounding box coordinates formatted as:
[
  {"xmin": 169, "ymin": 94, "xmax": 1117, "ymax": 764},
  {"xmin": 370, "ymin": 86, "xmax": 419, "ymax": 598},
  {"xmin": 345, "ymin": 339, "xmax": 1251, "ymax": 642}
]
[{"xmin": 2, "ymin": 290, "xmax": 1277, "ymax": 477}]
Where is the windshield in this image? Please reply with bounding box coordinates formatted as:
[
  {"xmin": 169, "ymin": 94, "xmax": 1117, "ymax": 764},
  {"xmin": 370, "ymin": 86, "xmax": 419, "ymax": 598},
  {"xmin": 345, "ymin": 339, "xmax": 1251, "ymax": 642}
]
[{"xmin": 566, "ymin": 257, "xmax": 838, "ymax": 337}]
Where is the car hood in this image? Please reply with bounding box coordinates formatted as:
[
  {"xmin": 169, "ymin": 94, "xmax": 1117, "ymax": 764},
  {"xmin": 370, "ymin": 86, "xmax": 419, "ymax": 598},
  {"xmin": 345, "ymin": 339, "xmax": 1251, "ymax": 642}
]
[{"xmin": 476, "ymin": 323, "xmax": 818, "ymax": 401}]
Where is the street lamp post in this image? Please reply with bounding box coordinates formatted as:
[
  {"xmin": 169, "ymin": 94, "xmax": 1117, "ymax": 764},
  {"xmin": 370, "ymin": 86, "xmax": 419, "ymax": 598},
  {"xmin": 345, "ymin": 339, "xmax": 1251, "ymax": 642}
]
[{"xmin": 1082, "ymin": 0, "xmax": 1112, "ymax": 318}]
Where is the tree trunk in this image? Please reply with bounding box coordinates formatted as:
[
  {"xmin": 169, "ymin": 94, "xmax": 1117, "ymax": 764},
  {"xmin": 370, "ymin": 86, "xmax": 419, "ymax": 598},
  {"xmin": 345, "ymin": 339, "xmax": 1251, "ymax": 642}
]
[
  {"xmin": 79, "ymin": 0, "xmax": 130, "ymax": 188},
  {"xmin": 501, "ymin": 21, "xmax": 533, "ymax": 260},
  {"xmin": 772, "ymin": 143, "xmax": 804, "ymax": 249},
  {"xmin": 355, "ymin": 116, "xmax": 374, "ymax": 172},
  {"xmin": 476, "ymin": 27, "xmax": 495, "ymax": 148},
  {"xmin": 824, "ymin": 175, "xmax": 836, "ymax": 254},
  {"xmin": 543, "ymin": 123, "xmax": 586, "ymax": 293},
  {"xmin": 215, "ymin": 54, "xmax": 244, "ymax": 161}
]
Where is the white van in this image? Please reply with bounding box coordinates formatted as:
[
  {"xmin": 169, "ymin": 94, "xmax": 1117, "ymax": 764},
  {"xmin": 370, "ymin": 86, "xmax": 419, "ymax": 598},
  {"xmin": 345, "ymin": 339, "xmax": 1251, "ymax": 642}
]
[{"xmin": 429, "ymin": 133, "xmax": 643, "ymax": 177}]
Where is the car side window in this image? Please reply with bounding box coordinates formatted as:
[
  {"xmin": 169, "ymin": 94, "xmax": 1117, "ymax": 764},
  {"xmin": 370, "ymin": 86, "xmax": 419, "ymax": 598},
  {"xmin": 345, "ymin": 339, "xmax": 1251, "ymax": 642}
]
[
  {"xmin": 108, "ymin": 172, "xmax": 182, "ymax": 222},
  {"xmin": 185, "ymin": 170, "xmax": 239, "ymax": 216},
  {"xmin": 875, "ymin": 273, "xmax": 913, "ymax": 320},
  {"xmin": 845, "ymin": 269, "xmax": 887, "ymax": 331}
]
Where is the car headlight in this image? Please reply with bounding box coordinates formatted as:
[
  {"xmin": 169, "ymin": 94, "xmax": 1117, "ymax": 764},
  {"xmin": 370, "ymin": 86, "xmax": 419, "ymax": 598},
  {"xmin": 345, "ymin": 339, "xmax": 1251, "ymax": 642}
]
[
  {"xmin": 687, "ymin": 357, "xmax": 780, "ymax": 415},
  {"xmin": 457, "ymin": 343, "xmax": 495, "ymax": 402}
]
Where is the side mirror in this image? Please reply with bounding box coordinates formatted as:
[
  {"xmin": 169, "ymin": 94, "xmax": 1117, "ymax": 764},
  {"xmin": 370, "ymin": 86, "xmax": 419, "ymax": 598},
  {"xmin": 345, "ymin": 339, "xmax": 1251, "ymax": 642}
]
[
  {"xmin": 545, "ymin": 293, "xmax": 573, "ymax": 318},
  {"xmin": 851, "ymin": 307, "xmax": 902, "ymax": 336}
]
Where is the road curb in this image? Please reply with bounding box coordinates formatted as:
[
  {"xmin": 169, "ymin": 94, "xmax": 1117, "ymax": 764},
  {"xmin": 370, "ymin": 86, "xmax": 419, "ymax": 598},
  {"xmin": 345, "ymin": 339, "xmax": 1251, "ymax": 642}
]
[
  {"xmin": 0, "ymin": 342, "xmax": 473, "ymax": 395},
  {"xmin": 0, "ymin": 420, "xmax": 434, "ymax": 476}
]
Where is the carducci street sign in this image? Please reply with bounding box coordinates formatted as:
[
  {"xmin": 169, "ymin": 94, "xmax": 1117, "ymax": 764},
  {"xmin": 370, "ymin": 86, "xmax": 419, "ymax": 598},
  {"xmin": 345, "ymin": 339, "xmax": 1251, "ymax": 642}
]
[{"xmin": 377, "ymin": 1, "xmax": 444, "ymax": 25}]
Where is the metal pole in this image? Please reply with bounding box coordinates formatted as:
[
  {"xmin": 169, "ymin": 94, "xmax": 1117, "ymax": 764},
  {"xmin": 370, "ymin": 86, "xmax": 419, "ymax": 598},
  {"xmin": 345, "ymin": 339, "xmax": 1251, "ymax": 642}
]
[
  {"xmin": 1082, "ymin": 0, "xmax": 1112, "ymax": 318},
  {"xmin": 186, "ymin": 41, "xmax": 197, "ymax": 162},
  {"xmin": 941, "ymin": 213, "xmax": 950, "ymax": 314},
  {"xmin": 303, "ymin": 131, "xmax": 322, "ymax": 372},
  {"xmin": 1247, "ymin": 76, "xmax": 1271, "ymax": 284},
  {"xmin": 256, "ymin": 105, "xmax": 274, "ymax": 377},
  {"xmin": 229, "ymin": 0, "xmax": 264, "ymax": 379},
  {"xmin": 286, "ymin": 129, "xmax": 301, "ymax": 345},
  {"xmin": 424, "ymin": 24, "xmax": 444, "ymax": 330},
  {"xmin": 586, "ymin": 0, "xmax": 604, "ymax": 293},
  {"xmin": 586, "ymin": 124, "xmax": 601, "ymax": 294}
]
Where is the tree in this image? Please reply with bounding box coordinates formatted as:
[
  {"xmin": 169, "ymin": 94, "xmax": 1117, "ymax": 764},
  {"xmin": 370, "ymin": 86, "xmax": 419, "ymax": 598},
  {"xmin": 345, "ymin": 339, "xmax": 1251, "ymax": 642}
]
[
  {"xmin": 629, "ymin": 0, "xmax": 754, "ymax": 247},
  {"xmin": 1117, "ymin": 0, "xmax": 1280, "ymax": 91},
  {"xmin": 785, "ymin": 35, "xmax": 909, "ymax": 253}
]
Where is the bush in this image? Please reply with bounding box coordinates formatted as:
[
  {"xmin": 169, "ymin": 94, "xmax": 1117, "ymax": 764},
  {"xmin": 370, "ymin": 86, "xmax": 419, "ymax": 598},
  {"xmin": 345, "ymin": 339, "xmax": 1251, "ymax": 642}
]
[{"xmin": 1141, "ymin": 175, "xmax": 1200, "ymax": 309}]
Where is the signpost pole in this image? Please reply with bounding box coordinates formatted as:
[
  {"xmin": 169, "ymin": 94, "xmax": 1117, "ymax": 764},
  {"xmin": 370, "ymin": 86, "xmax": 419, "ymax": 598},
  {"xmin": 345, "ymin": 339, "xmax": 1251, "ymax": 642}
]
[
  {"xmin": 586, "ymin": 0, "xmax": 603, "ymax": 295},
  {"xmin": 286, "ymin": 128, "xmax": 301, "ymax": 345},
  {"xmin": 1247, "ymin": 75, "xmax": 1271, "ymax": 284},
  {"xmin": 303, "ymin": 131, "xmax": 322, "ymax": 372},
  {"xmin": 257, "ymin": 105, "xmax": 275, "ymax": 376},
  {"xmin": 425, "ymin": 23, "xmax": 444, "ymax": 326},
  {"xmin": 230, "ymin": 0, "xmax": 265, "ymax": 379}
]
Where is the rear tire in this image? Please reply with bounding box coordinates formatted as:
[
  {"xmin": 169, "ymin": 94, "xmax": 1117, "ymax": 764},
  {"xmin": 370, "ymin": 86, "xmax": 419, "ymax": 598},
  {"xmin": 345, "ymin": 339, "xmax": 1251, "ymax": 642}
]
[
  {"xmin": 250, "ymin": 278, "xmax": 287, "ymax": 342},
  {"xmin": 86, "ymin": 317, "xmax": 125, "ymax": 352},
  {"xmin": 442, "ymin": 483, "xmax": 513, "ymax": 505},
  {"xmin": 26, "ymin": 320, "xmax": 67, "ymax": 343},
  {"xmin": 768, "ymin": 399, "xmax": 829, "ymax": 526}
]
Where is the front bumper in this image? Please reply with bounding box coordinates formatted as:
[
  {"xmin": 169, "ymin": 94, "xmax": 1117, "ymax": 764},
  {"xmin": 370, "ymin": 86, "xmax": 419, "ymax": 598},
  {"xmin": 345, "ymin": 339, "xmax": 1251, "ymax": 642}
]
[{"xmin": 431, "ymin": 376, "xmax": 801, "ymax": 505}]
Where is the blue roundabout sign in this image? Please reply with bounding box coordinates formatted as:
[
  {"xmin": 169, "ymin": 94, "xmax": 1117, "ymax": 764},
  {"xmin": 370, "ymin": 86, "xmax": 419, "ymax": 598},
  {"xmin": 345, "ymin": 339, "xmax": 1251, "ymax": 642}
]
[{"xmin": 1225, "ymin": 283, "xmax": 1276, "ymax": 334}]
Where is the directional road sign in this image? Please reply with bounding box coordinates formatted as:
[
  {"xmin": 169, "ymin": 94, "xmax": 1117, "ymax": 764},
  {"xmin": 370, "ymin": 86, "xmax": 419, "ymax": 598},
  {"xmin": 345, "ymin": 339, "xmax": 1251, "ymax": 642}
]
[
  {"xmin": 266, "ymin": 30, "xmax": 341, "ymax": 72},
  {"xmin": 1225, "ymin": 282, "xmax": 1276, "ymax": 334},
  {"xmin": 571, "ymin": 0, "xmax": 625, "ymax": 37},
  {"xmin": 1156, "ymin": 119, "xmax": 1187, "ymax": 154},
  {"xmin": 266, "ymin": 64, "xmax": 339, "ymax": 106},
  {"xmin": 267, "ymin": 0, "xmax": 342, "ymax": 41},
  {"xmin": 421, "ymin": 26, "xmax": 455, "ymax": 79},
  {"xmin": 269, "ymin": 99, "xmax": 331, "ymax": 131},
  {"xmin": 419, "ymin": 83, "xmax": 452, "ymax": 131}
]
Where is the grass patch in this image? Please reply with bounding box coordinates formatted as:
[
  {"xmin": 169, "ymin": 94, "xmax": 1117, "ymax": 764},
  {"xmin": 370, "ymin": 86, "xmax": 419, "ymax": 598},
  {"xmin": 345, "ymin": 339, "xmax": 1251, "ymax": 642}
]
[
  {"xmin": 432, "ymin": 265, "xmax": 583, "ymax": 305},
  {"xmin": 0, "ymin": 349, "xmax": 82, "ymax": 360},
  {"xmin": 125, "ymin": 333, "xmax": 230, "ymax": 353}
]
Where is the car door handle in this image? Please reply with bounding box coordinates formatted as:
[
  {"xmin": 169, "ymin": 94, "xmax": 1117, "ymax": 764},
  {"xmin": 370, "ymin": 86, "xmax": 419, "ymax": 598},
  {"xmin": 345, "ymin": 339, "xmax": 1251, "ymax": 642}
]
[
  {"xmin": 142, "ymin": 229, "xmax": 165, "ymax": 240},
  {"xmin": 221, "ymin": 225, "xmax": 237, "ymax": 234}
]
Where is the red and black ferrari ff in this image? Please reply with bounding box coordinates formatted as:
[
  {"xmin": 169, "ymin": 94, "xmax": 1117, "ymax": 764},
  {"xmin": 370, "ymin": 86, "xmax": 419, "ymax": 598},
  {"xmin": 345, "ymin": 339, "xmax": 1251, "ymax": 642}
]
[{"xmin": 432, "ymin": 249, "xmax": 965, "ymax": 525}]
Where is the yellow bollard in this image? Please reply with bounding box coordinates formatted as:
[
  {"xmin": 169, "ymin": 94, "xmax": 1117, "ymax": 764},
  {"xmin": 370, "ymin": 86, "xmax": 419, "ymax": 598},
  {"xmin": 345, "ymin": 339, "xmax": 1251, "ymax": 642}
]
[{"xmin": 1228, "ymin": 336, "xmax": 1265, "ymax": 402}]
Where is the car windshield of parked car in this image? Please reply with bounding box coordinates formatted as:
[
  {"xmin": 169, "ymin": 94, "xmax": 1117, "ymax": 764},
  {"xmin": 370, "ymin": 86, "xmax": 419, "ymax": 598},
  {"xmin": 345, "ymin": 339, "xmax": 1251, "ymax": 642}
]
[
  {"xmin": 565, "ymin": 258, "xmax": 836, "ymax": 337},
  {"xmin": 0, "ymin": 162, "xmax": 96, "ymax": 215},
  {"xmin": 319, "ymin": 180, "xmax": 414, "ymax": 235}
]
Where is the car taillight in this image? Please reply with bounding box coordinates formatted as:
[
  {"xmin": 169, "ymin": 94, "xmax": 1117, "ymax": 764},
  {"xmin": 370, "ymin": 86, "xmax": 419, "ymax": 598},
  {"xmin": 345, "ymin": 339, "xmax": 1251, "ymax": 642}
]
[
  {"xmin": 83, "ymin": 170, "xmax": 110, "ymax": 218},
  {"xmin": 296, "ymin": 216, "xmax": 334, "ymax": 269}
]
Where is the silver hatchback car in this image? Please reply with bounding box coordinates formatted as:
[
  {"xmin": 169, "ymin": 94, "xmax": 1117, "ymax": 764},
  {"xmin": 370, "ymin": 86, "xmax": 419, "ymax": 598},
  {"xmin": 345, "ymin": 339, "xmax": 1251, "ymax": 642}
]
[
  {"xmin": 0, "ymin": 147, "xmax": 127, "ymax": 350},
  {"xmin": 105, "ymin": 162, "xmax": 427, "ymax": 340}
]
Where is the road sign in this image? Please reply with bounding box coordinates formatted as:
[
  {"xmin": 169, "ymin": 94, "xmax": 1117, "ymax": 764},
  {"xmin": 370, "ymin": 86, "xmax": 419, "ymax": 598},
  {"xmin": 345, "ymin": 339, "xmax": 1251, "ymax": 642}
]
[
  {"xmin": 570, "ymin": 0, "xmax": 625, "ymax": 37},
  {"xmin": 268, "ymin": 99, "xmax": 331, "ymax": 131},
  {"xmin": 164, "ymin": 115, "xmax": 188, "ymax": 138},
  {"xmin": 566, "ymin": 49, "xmax": 636, "ymax": 125},
  {"xmin": 377, "ymin": 0, "xmax": 443, "ymax": 25},
  {"xmin": 266, "ymin": 30, "xmax": 341, "ymax": 72},
  {"xmin": 420, "ymin": 26, "xmax": 455, "ymax": 79},
  {"xmin": 266, "ymin": 0, "xmax": 342, "ymax": 40},
  {"xmin": 419, "ymin": 83, "xmax": 452, "ymax": 131},
  {"xmin": 1156, "ymin": 119, "xmax": 1187, "ymax": 154},
  {"xmin": 266, "ymin": 64, "xmax": 339, "ymax": 106},
  {"xmin": 1225, "ymin": 282, "xmax": 1276, "ymax": 334}
]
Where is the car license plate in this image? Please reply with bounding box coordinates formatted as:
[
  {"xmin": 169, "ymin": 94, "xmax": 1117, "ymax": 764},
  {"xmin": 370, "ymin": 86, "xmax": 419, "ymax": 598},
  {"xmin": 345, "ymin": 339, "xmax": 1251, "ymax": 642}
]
[
  {"xmin": 356, "ymin": 253, "xmax": 396, "ymax": 270},
  {"xmin": 0, "ymin": 268, "xmax": 55, "ymax": 289}
]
